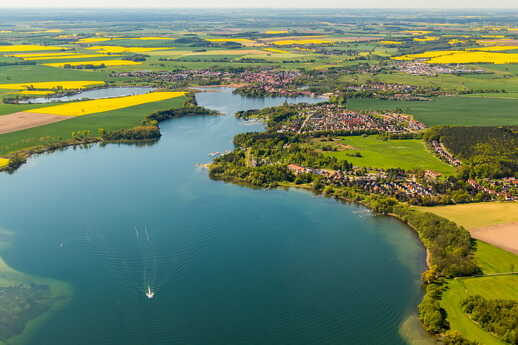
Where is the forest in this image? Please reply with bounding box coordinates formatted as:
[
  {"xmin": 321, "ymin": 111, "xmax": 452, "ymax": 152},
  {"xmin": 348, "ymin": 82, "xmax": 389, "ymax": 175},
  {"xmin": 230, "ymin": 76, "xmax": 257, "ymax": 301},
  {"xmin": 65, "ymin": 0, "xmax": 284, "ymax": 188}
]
[{"xmin": 426, "ymin": 126, "xmax": 518, "ymax": 178}]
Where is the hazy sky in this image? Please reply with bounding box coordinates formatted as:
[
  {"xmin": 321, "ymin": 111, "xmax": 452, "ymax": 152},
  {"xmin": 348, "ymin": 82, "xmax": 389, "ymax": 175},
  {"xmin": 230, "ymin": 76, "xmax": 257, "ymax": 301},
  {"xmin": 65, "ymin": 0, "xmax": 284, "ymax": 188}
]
[{"xmin": 1, "ymin": 0, "xmax": 518, "ymax": 8}]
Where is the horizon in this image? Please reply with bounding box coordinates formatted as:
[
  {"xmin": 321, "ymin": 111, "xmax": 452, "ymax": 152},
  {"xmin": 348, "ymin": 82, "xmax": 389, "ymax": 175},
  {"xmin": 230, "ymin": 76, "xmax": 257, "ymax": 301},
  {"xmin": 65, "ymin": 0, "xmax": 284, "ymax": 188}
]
[{"xmin": 2, "ymin": 3, "xmax": 518, "ymax": 9}]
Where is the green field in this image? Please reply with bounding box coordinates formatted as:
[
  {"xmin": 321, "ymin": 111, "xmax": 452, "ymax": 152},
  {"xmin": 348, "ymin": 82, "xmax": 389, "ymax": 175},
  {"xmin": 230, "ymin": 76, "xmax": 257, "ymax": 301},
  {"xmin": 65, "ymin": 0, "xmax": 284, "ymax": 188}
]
[
  {"xmin": 440, "ymin": 238, "xmax": 518, "ymax": 345},
  {"xmin": 340, "ymin": 71, "xmax": 518, "ymax": 92},
  {"xmin": 475, "ymin": 240, "xmax": 518, "ymax": 274},
  {"xmin": 347, "ymin": 96, "xmax": 518, "ymax": 126},
  {"xmin": 414, "ymin": 202, "xmax": 518, "ymax": 229},
  {"xmin": 442, "ymin": 275, "xmax": 518, "ymax": 345},
  {"xmin": 0, "ymin": 95, "xmax": 186, "ymax": 155},
  {"xmin": 0, "ymin": 101, "xmax": 49, "ymax": 116},
  {"xmin": 324, "ymin": 135, "xmax": 456, "ymax": 174},
  {"xmin": 0, "ymin": 65, "xmax": 107, "ymax": 83}
]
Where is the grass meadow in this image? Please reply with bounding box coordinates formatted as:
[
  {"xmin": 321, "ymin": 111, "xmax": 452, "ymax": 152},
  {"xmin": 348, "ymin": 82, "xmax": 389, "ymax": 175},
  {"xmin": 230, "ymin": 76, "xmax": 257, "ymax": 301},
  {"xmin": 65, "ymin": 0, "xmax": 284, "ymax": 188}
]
[
  {"xmin": 442, "ymin": 275, "xmax": 518, "ymax": 345},
  {"xmin": 439, "ymin": 238, "xmax": 518, "ymax": 345},
  {"xmin": 324, "ymin": 135, "xmax": 456, "ymax": 174}
]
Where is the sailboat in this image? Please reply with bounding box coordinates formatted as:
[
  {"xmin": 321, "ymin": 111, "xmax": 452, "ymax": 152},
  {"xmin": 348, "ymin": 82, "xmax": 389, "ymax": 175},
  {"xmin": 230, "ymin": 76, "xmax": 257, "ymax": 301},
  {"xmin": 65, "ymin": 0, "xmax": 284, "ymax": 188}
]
[{"xmin": 145, "ymin": 285, "xmax": 155, "ymax": 299}]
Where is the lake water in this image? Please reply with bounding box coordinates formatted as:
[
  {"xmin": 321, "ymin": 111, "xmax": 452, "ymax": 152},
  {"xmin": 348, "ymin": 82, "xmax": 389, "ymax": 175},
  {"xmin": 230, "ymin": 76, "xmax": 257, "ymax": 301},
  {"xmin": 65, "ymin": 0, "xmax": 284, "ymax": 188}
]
[
  {"xmin": 19, "ymin": 87, "xmax": 154, "ymax": 104},
  {"xmin": 0, "ymin": 87, "xmax": 425, "ymax": 345}
]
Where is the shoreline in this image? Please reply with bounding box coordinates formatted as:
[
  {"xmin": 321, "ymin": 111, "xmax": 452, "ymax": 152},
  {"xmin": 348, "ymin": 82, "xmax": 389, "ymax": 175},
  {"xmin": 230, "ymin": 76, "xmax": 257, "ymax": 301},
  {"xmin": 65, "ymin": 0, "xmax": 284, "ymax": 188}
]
[
  {"xmin": 0, "ymin": 244, "xmax": 73, "ymax": 345},
  {"xmin": 0, "ymin": 99, "xmax": 220, "ymax": 173}
]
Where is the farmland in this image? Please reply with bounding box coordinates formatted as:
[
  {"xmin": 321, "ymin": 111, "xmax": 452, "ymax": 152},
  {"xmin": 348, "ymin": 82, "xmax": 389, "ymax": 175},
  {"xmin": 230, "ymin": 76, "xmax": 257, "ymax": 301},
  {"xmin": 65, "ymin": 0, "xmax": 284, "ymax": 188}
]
[
  {"xmin": 414, "ymin": 202, "xmax": 518, "ymax": 229},
  {"xmin": 347, "ymin": 97, "xmax": 518, "ymax": 126},
  {"xmin": 29, "ymin": 92, "xmax": 186, "ymax": 116},
  {"xmin": 0, "ymin": 81, "xmax": 105, "ymax": 90},
  {"xmin": 0, "ymin": 95, "xmax": 187, "ymax": 155},
  {"xmin": 43, "ymin": 59, "xmax": 142, "ymax": 68},
  {"xmin": 323, "ymin": 135, "xmax": 456, "ymax": 174}
]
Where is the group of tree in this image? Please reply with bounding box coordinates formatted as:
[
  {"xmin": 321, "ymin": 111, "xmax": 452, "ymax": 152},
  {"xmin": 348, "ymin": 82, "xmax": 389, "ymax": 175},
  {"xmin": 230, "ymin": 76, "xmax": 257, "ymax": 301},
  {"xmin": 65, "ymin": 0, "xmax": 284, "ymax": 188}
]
[{"xmin": 462, "ymin": 295, "xmax": 518, "ymax": 345}]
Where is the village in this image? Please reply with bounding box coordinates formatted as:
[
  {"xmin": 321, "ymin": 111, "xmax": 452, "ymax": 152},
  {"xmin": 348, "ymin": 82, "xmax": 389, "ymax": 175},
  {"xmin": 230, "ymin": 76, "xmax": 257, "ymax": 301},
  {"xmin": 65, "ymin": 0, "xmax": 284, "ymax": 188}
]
[
  {"xmin": 115, "ymin": 69, "xmax": 304, "ymax": 94},
  {"xmin": 468, "ymin": 177, "xmax": 518, "ymax": 201},
  {"xmin": 288, "ymin": 163, "xmax": 517, "ymax": 203},
  {"xmin": 394, "ymin": 62, "xmax": 487, "ymax": 76},
  {"xmin": 287, "ymin": 163, "xmax": 440, "ymax": 202},
  {"xmin": 275, "ymin": 103, "xmax": 426, "ymax": 134}
]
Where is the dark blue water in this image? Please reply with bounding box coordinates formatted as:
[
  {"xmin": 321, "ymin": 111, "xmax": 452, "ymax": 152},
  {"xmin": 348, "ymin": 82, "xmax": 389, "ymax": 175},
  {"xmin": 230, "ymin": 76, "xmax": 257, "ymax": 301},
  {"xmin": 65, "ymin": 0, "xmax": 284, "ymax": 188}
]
[{"xmin": 0, "ymin": 88, "xmax": 424, "ymax": 345}]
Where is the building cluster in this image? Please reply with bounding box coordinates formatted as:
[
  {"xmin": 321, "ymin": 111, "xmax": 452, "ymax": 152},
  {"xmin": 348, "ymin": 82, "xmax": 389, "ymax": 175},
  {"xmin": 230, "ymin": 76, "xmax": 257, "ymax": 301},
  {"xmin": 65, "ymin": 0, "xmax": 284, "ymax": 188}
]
[
  {"xmin": 287, "ymin": 164, "xmax": 436, "ymax": 200},
  {"xmin": 396, "ymin": 62, "xmax": 486, "ymax": 76},
  {"xmin": 468, "ymin": 178, "xmax": 518, "ymax": 201},
  {"xmin": 277, "ymin": 104, "xmax": 425, "ymax": 134},
  {"xmin": 233, "ymin": 70, "xmax": 310, "ymax": 97},
  {"xmin": 429, "ymin": 140, "xmax": 461, "ymax": 167},
  {"xmin": 239, "ymin": 70, "xmax": 300, "ymax": 86},
  {"xmin": 342, "ymin": 81, "xmax": 443, "ymax": 101},
  {"xmin": 116, "ymin": 70, "xmax": 234, "ymax": 83},
  {"xmin": 345, "ymin": 82, "xmax": 416, "ymax": 93},
  {"xmin": 116, "ymin": 69, "xmax": 302, "ymax": 91}
]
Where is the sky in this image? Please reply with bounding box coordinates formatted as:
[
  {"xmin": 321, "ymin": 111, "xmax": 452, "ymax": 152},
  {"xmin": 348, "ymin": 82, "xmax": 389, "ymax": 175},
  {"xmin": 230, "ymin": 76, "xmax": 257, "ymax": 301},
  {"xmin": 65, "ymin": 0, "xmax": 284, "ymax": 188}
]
[
  {"xmin": 0, "ymin": 0, "xmax": 518, "ymax": 9},
  {"xmin": 0, "ymin": 0, "xmax": 517, "ymax": 8}
]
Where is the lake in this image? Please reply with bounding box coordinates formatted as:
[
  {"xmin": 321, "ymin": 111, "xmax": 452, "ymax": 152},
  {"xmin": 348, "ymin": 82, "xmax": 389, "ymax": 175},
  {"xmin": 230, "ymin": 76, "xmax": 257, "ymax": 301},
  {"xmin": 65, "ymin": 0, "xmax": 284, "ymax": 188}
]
[
  {"xmin": 19, "ymin": 87, "xmax": 154, "ymax": 104},
  {"xmin": 0, "ymin": 87, "xmax": 425, "ymax": 345}
]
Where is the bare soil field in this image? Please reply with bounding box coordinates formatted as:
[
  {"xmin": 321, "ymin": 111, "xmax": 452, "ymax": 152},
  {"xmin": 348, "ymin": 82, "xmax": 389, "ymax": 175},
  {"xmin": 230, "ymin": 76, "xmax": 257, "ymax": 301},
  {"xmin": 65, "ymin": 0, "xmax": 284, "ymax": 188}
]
[
  {"xmin": 471, "ymin": 222, "xmax": 518, "ymax": 255},
  {"xmin": 415, "ymin": 202, "xmax": 518, "ymax": 255},
  {"xmin": 0, "ymin": 112, "xmax": 71, "ymax": 134}
]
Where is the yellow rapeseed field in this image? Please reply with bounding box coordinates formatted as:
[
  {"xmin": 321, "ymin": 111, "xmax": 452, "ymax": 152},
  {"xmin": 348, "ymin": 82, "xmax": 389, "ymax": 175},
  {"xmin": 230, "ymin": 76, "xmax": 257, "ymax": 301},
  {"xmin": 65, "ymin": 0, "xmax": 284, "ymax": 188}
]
[
  {"xmin": 0, "ymin": 45, "xmax": 67, "ymax": 52},
  {"xmin": 30, "ymin": 92, "xmax": 186, "ymax": 116},
  {"xmin": 43, "ymin": 60, "xmax": 142, "ymax": 68},
  {"xmin": 273, "ymin": 39, "xmax": 331, "ymax": 45},
  {"xmin": 23, "ymin": 54, "xmax": 120, "ymax": 61},
  {"xmin": 264, "ymin": 30, "xmax": 289, "ymax": 34},
  {"xmin": 76, "ymin": 38, "xmax": 113, "ymax": 43},
  {"xmin": 392, "ymin": 50, "xmax": 463, "ymax": 61},
  {"xmin": 379, "ymin": 41, "xmax": 402, "ymax": 45},
  {"xmin": 404, "ymin": 30, "xmax": 432, "ymax": 35},
  {"xmin": 8, "ymin": 52, "xmax": 77, "ymax": 58},
  {"xmin": 264, "ymin": 48, "xmax": 290, "ymax": 53},
  {"xmin": 28, "ymin": 29, "xmax": 63, "ymax": 34},
  {"xmin": 468, "ymin": 46, "xmax": 518, "ymax": 51},
  {"xmin": 481, "ymin": 35, "xmax": 505, "ymax": 38},
  {"xmin": 0, "ymin": 81, "xmax": 104, "ymax": 90},
  {"xmin": 393, "ymin": 49, "xmax": 518, "ymax": 64},
  {"xmin": 427, "ymin": 51, "xmax": 518, "ymax": 64},
  {"xmin": 86, "ymin": 46, "xmax": 173, "ymax": 53},
  {"xmin": 448, "ymin": 39, "xmax": 466, "ymax": 45},
  {"xmin": 413, "ymin": 36, "xmax": 439, "ymax": 42}
]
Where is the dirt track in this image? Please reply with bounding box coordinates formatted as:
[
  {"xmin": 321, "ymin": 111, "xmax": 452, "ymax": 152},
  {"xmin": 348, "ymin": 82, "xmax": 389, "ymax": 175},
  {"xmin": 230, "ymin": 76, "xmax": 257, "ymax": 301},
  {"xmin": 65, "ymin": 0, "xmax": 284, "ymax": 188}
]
[
  {"xmin": 470, "ymin": 222, "xmax": 518, "ymax": 255},
  {"xmin": 0, "ymin": 112, "xmax": 71, "ymax": 134}
]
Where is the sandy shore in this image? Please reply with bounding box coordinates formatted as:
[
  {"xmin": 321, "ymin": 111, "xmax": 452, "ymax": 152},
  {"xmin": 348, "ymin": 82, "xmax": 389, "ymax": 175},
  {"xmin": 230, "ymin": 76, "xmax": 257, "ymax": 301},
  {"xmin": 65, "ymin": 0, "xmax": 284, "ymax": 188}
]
[
  {"xmin": 470, "ymin": 222, "xmax": 518, "ymax": 255},
  {"xmin": 0, "ymin": 112, "xmax": 71, "ymax": 134}
]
